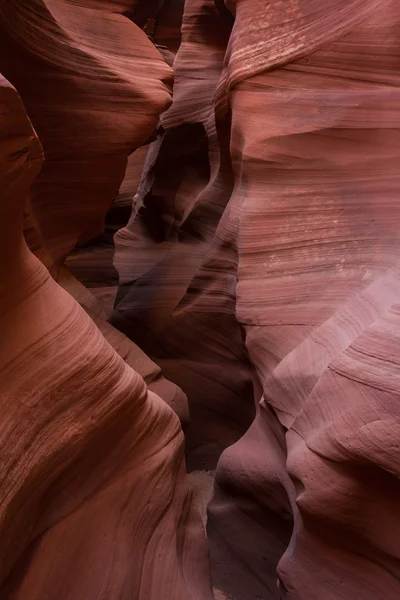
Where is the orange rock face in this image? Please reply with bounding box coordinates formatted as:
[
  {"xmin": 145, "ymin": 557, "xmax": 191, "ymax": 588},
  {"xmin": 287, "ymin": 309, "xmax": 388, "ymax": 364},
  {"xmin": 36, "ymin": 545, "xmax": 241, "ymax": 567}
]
[{"xmin": 1, "ymin": 1, "xmax": 400, "ymax": 599}]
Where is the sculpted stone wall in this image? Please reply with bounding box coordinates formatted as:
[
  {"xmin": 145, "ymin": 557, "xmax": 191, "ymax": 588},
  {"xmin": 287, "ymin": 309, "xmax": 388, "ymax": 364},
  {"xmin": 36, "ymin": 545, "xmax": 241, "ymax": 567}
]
[
  {"xmin": 111, "ymin": 0, "xmax": 400, "ymax": 598},
  {"xmin": 0, "ymin": 73, "xmax": 212, "ymax": 599},
  {"xmin": 0, "ymin": 0, "xmax": 189, "ymax": 418},
  {"xmin": 0, "ymin": 0, "xmax": 172, "ymax": 269},
  {"xmin": 1, "ymin": 1, "xmax": 400, "ymax": 599}
]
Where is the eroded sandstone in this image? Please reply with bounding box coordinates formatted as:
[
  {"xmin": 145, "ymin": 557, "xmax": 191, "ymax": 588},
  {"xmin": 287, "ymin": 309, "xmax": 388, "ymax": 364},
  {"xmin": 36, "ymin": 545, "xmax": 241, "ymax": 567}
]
[{"xmin": 1, "ymin": 1, "xmax": 400, "ymax": 599}]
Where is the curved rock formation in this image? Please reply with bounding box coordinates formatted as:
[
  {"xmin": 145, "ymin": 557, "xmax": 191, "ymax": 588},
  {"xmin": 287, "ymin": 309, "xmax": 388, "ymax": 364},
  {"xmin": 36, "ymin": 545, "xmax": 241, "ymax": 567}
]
[
  {"xmin": 0, "ymin": 74, "xmax": 212, "ymax": 600},
  {"xmin": 0, "ymin": 0, "xmax": 190, "ymax": 421},
  {"xmin": 111, "ymin": 0, "xmax": 400, "ymax": 598},
  {"xmin": 111, "ymin": 0, "xmax": 258, "ymax": 472},
  {"xmin": 211, "ymin": 2, "xmax": 400, "ymax": 598},
  {"xmin": 2, "ymin": 1, "xmax": 400, "ymax": 599},
  {"xmin": 59, "ymin": 268, "xmax": 189, "ymax": 421},
  {"xmin": 64, "ymin": 0, "xmax": 185, "ymax": 313},
  {"xmin": 0, "ymin": 0, "xmax": 173, "ymax": 269}
]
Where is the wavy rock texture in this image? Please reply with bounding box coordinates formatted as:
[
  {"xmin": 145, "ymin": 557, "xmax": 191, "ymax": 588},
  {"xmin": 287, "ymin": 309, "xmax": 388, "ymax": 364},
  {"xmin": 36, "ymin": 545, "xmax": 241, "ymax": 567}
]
[
  {"xmin": 210, "ymin": 3, "xmax": 400, "ymax": 598},
  {"xmin": 59, "ymin": 268, "xmax": 189, "ymax": 421},
  {"xmin": 0, "ymin": 74, "xmax": 212, "ymax": 599},
  {"xmin": 2, "ymin": 1, "xmax": 400, "ymax": 599},
  {"xmin": 111, "ymin": 0, "xmax": 400, "ymax": 599},
  {"xmin": 65, "ymin": 0, "xmax": 185, "ymax": 313},
  {"xmin": 111, "ymin": 0, "xmax": 258, "ymax": 472},
  {"xmin": 113, "ymin": 0, "xmax": 233, "ymax": 300},
  {"xmin": 0, "ymin": 0, "xmax": 190, "ymax": 421},
  {"xmin": 0, "ymin": 0, "xmax": 173, "ymax": 269}
]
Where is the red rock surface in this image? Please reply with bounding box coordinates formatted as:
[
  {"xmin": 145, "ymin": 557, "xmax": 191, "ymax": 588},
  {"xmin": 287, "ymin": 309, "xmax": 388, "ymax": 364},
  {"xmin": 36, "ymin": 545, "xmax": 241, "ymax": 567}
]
[
  {"xmin": 111, "ymin": 0, "xmax": 400, "ymax": 598},
  {"xmin": 111, "ymin": 0, "xmax": 258, "ymax": 472},
  {"xmin": 63, "ymin": 0, "xmax": 185, "ymax": 314},
  {"xmin": 0, "ymin": 0, "xmax": 189, "ymax": 420},
  {"xmin": 1, "ymin": 1, "xmax": 400, "ymax": 599},
  {"xmin": 0, "ymin": 0, "xmax": 173, "ymax": 269},
  {"xmin": 0, "ymin": 73, "xmax": 212, "ymax": 599}
]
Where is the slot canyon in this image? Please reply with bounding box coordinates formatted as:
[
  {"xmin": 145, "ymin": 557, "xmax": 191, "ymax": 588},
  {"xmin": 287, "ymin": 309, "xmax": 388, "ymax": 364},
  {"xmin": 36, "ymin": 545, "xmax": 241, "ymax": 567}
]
[{"xmin": 0, "ymin": 1, "xmax": 399, "ymax": 598}]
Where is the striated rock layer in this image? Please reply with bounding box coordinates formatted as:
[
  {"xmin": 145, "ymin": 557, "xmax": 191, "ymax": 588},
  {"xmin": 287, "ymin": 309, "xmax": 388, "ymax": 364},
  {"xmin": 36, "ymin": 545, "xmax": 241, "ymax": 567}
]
[
  {"xmin": 0, "ymin": 0, "xmax": 173, "ymax": 269},
  {"xmin": 0, "ymin": 74, "xmax": 212, "ymax": 599},
  {"xmin": 64, "ymin": 0, "xmax": 186, "ymax": 313},
  {"xmin": 2, "ymin": 1, "xmax": 400, "ymax": 599},
  {"xmin": 111, "ymin": 0, "xmax": 400, "ymax": 599},
  {"xmin": 0, "ymin": 0, "xmax": 189, "ymax": 420},
  {"xmin": 111, "ymin": 0, "xmax": 259, "ymax": 473}
]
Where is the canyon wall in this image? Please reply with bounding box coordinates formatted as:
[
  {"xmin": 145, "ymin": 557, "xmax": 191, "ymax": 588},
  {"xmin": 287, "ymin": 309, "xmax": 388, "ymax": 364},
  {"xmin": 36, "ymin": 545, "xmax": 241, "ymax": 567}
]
[
  {"xmin": 111, "ymin": 0, "xmax": 400, "ymax": 598},
  {"xmin": 1, "ymin": 1, "xmax": 400, "ymax": 599},
  {"xmin": 0, "ymin": 3, "xmax": 210, "ymax": 598}
]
